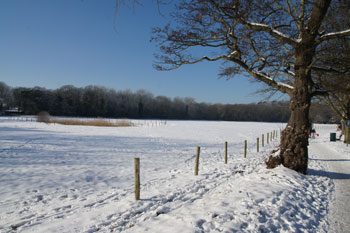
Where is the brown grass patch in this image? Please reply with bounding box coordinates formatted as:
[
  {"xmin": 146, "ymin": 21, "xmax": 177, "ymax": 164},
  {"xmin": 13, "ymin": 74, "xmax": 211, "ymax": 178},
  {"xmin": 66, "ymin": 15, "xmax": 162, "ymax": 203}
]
[{"xmin": 41, "ymin": 117, "xmax": 134, "ymax": 127}]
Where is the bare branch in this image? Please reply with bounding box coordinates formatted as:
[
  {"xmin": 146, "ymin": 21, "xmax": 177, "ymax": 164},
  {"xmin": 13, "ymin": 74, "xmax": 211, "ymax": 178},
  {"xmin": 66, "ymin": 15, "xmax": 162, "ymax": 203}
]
[
  {"xmin": 243, "ymin": 22, "xmax": 300, "ymax": 46},
  {"xmin": 317, "ymin": 29, "xmax": 350, "ymax": 45},
  {"xmin": 312, "ymin": 66, "xmax": 350, "ymax": 74},
  {"xmin": 311, "ymin": 89, "xmax": 328, "ymax": 97},
  {"xmin": 251, "ymin": 71, "xmax": 293, "ymax": 95},
  {"xmin": 154, "ymin": 54, "xmax": 233, "ymax": 71}
]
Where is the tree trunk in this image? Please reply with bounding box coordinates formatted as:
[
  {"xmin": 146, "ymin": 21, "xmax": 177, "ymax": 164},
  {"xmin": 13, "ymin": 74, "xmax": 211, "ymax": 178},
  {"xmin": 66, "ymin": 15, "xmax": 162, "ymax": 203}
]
[
  {"xmin": 267, "ymin": 39, "xmax": 315, "ymax": 174},
  {"xmin": 266, "ymin": 78, "xmax": 311, "ymax": 174},
  {"xmin": 281, "ymin": 78, "xmax": 311, "ymax": 174}
]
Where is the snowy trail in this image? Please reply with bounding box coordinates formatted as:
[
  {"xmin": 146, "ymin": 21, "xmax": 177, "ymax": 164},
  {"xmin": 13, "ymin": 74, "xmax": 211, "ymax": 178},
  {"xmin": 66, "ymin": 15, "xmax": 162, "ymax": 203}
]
[{"xmin": 309, "ymin": 142, "xmax": 350, "ymax": 233}]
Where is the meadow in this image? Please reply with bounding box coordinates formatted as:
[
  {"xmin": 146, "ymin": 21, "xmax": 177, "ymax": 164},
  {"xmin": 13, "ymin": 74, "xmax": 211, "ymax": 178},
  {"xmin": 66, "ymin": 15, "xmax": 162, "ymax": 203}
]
[{"xmin": 0, "ymin": 118, "xmax": 334, "ymax": 232}]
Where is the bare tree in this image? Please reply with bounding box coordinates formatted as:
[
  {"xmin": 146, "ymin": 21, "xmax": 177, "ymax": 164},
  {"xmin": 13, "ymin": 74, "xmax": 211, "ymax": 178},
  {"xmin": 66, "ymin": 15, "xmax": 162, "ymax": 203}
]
[
  {"xmin": 152, "ymin": 0, "xmax": 350, "ymax": 174},
  {"xmin": 317, "ymin": 71, "xmax": 350, "ymax": 143},
  {"xmin": 312, "ymin": 3, "xmax": 350, "ymax": 142},
  {"xmin": 0, "ymin": 81, "xmax": 13, "ymax": 111}
]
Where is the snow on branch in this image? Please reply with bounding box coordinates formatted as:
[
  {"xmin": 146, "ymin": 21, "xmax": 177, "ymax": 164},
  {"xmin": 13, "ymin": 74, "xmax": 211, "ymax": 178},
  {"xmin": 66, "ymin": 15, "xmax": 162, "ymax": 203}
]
[
  {"xmin": 277, "ymin": 82, "xmax": 294, "ymax": 90},
  {"xmin": 245, "ymin": 22, "xmax": 300, "ymax": 46},
  {"xmin": 250, "ymin": 71, "xmax": 293, "ymax": 95},
  {"xmin": 317, "ymin": 29, "xmax": 350, "ymax": 44}
]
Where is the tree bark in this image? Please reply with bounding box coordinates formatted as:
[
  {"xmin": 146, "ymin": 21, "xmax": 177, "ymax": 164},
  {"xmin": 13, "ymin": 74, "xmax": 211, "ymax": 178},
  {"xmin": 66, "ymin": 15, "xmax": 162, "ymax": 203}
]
[
  {"xmin": 266, "ymin": 78, "xmax": 312, "ymax": 174},
  {"xmin": 267, "ymin": 38, "xmax": 315, "ymax": 174},
  {"xmin": 280, "ymin": 79, "xmax": 311, "ymax": 174}
]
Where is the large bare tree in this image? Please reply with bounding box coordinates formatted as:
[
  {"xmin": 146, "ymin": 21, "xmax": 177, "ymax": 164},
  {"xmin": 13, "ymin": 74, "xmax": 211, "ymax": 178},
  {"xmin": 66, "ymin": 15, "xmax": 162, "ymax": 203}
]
[
  {"xmin": 313, "ymin": 3, "xmax": 350, "ymax": 143},
  {"xmin": 152, "ymin": 0, "xmax": 350, "ymax": 174},
  {"xmin": 321, "ymin": 74, "xmax": 350, "ymax": 143}
]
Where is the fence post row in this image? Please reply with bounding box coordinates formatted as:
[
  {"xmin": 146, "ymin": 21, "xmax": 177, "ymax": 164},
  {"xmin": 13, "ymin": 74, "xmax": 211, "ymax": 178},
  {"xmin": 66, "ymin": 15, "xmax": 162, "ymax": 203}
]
[
  {"xmin": 133, "ymin": 128, "xmax": 281, "ymax": 201},
  {"xmin": 134, "ymin": 158, "xmax": 140, "ymax": 201}
]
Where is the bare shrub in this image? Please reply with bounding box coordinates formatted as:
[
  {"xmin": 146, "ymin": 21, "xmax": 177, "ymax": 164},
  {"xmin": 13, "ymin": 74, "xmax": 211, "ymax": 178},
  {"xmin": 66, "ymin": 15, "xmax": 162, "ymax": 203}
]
[
  {"xmin": 46, "ymin": 118, "xmax": 134, "ymax": 127},
  {"xmin": 37, "ymin": 111, "xmax": 50, "ymax": 123}
]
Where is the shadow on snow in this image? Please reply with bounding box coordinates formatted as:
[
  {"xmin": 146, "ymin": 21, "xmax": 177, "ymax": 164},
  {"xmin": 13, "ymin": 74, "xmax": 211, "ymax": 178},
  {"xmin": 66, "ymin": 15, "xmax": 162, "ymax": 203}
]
[{"xmin": 308, "ymin": 168, "xmax": 350, "ymax": 180}]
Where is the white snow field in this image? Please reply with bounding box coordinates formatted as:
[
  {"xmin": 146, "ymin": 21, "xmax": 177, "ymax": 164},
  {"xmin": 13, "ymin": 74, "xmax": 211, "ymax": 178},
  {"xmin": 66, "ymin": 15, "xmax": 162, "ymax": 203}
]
[{"xmin": 0, "ymin": 118, "xmax": 339, "ymax": 232}]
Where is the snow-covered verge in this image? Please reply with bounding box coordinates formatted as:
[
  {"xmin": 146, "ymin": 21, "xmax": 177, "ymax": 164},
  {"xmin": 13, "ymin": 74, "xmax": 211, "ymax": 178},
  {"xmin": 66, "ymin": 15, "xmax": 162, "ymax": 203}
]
[
  {"xmin": 0, "ymin": 118, "xmax": 334, "ymax": 232},
  {"xmin": 308, "ymin": 124, "xmax": 350, "ymax": 233},
  {"xmin": 313, "ymin": 124, "xmax": 350, "ymax": 156}
]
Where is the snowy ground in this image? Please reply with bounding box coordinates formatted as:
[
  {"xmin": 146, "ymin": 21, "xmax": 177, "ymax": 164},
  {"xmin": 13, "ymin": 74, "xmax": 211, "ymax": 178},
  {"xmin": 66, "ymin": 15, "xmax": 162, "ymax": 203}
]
[{"xmin": 0, "ymin": 118, "xmax": 339, "ymax": 232}]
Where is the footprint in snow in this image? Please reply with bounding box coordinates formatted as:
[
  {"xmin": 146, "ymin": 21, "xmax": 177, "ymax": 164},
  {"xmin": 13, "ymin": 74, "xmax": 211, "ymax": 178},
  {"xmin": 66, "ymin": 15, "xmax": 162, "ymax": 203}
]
[
  {"xmin": 36, "ymin": 195, "xmax": 44, "ymax": 202},
  {"xmin": 196, "ymin": 219, "xmax": 206, "ymax": 230},
  {"xmin": 59, "ymin": 194, "xmax": 68, "ymax": 200},
  {"xmin": 155, "ymin": 206, "xmax": 170, "ymax": 216}
]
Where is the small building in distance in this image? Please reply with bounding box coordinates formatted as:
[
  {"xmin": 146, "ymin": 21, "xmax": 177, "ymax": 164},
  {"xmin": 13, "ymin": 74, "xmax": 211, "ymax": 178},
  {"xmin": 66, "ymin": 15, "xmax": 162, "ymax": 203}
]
[{"xmin": 3, "ymin": 107, "xmax": 24, "ymax": 116}]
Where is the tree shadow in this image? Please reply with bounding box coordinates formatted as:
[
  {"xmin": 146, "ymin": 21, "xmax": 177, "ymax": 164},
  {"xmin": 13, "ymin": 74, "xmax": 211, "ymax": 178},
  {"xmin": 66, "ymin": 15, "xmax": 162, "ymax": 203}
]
[
  {"xmin": 308, "ymin": 168, "xmax": 350, "ymax": 180},
  {"xmin": 310, "ymin": 158, "xmax": 350, "ymax": 162}
]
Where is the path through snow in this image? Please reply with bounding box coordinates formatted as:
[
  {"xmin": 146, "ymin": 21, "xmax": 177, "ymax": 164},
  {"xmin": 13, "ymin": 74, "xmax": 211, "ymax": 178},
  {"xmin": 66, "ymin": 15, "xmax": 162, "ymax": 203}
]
[{"xmin": 309, "ymin": 141, "xmax": 350, "ymax": 233}]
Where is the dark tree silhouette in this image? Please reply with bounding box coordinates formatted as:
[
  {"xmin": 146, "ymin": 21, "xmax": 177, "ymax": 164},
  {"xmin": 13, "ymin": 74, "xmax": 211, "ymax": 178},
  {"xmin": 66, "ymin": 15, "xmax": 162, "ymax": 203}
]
[{"xmin": 312, "ymin": 4, "xmax": 350, "ymax": 142}]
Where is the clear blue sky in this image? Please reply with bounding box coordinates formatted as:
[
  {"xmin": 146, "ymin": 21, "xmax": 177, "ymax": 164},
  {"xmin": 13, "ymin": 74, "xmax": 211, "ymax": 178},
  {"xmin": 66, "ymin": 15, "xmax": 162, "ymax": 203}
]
[{"xmin": 0, "ymin": 0, "xmax": 284, "ymax": 104}]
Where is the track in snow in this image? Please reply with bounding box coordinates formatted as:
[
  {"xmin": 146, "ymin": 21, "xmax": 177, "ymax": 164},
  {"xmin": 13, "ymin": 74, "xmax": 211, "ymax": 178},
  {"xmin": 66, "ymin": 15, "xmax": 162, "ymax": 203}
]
[{"xmin": 309, "ymin": 142, "xmax": 350, "ymax": 233}]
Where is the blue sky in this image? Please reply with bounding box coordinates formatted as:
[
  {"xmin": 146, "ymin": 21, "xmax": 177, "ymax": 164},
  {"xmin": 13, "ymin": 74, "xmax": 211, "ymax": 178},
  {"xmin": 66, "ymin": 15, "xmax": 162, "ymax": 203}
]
[{"xmin": 0, "ymin": 0, "xmax": 283, "ymax": 104}]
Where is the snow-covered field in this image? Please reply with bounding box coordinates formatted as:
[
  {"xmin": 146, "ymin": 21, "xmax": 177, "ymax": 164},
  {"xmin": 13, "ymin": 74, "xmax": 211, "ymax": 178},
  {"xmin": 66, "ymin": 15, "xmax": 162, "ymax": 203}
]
[{"xmin": 0, "ymin": 118, "xmax": 338, "ymax": 232}]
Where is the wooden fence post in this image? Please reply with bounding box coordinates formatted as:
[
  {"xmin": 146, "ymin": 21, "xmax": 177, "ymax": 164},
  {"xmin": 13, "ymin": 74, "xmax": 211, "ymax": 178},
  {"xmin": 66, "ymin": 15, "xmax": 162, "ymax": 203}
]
[
  {"xmin": 244, "ymin": 140, "xmax": 247, "ymax": 158},
  {"xmin": 195, "ymin": 147, "xmax": 200, "ymax": 176},
  {"xmin": 271, "ymin": 131, "xmax": 273, "ymax": 141},
  {"xmin": 262, "ymin": 134, "xmax": 264, "ymax": 147},
  {"xmin": 134, "ymin": 158, "xmax": 140, "ymax": 201},
  {"xmin": 267, "ymin": 133, "xmax": 269, "ymax": 144},
  {"xmin": 257, "ymin": 137, "xmax": 259, "ymax": 152},
  {"xmin": 225, "ymin": 141, "xmax": 228, "ymax": 164}
]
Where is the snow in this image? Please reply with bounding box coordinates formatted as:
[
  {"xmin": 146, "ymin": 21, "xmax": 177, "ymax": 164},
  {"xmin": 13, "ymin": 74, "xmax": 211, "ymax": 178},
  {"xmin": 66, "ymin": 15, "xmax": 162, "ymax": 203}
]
[
  {"xmin": 247, "ymin": 22, "xmax": 300, "ymax": 44},
  {"xmin": 254, "ymin": 71, "xmax": 294, "ymax": 91},
  {"xmin": 0, "ymin": 118, "xmax": 338, "ymax": 232},
  {"xmin": 319, "ymin": 29, "xmax": 350, "ymax": 41},
  {"xmin": 228, "ymin": 51, "xmax": 238, "ymax": 58},
  {"xmin": 277, "ymin": 82, "xmax": 294, "ymax": 90},
  {"xmin": 309, "ymin": 125, "xmax": 350, "ymax": 233}
]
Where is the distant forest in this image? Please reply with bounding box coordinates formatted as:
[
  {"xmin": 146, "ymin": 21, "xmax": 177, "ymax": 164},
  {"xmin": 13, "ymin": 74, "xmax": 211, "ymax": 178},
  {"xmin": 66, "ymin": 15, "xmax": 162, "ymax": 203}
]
[{"xmin": 0, "ymin": 82, "xmax": 337, "ymax": 123}]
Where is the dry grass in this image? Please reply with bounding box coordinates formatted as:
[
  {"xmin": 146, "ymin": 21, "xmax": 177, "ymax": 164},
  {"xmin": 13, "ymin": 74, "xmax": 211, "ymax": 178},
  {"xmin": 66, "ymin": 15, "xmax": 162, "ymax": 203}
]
[{"xmin": 42, "ymin": 118, "xmax": 134, "ymax": 127}]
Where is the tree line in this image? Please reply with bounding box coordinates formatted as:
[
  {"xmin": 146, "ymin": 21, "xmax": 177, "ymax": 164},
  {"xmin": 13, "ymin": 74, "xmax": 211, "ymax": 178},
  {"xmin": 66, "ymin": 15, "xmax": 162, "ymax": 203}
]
[{"xmin": 0, "ymin": 81, "xmax": 336, "ymax": 123}]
